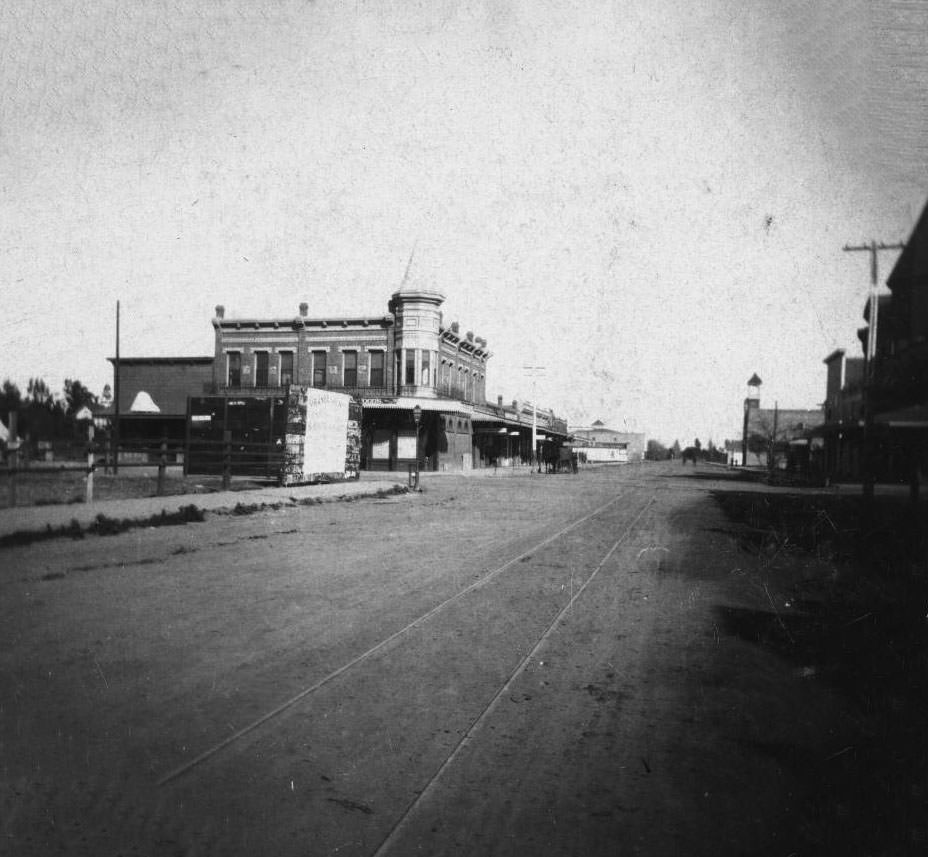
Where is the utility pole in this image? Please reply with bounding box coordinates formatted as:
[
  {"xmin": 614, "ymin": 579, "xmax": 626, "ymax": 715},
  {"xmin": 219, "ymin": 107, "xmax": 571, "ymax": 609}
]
[
  {"xmin": 770, "ymin": 401, "xmax": 778, "ymax": 475},
  {"xmin": 113, "ymin": 300, "xmax": 121, "ymax": 475},
  {"xmin": 523, "ymin": 365, "xmax": 546, "ymax": 469},
  {"xmin": 843, "ymin": 240, "xmax": 905, "ymax": 502}
]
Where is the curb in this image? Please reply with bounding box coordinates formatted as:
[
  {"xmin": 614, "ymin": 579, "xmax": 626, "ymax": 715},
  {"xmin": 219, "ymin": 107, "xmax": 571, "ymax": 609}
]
[{"xmin": 0, "ymin": 481, "xmax": 409, "ymax": 547}]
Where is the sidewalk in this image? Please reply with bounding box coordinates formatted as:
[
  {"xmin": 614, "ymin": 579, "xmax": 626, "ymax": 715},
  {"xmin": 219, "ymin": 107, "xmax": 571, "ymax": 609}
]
[
  {"xmin": 0, "ymin": 465, "xmax": 551, "ymax": 542},
  {"xmin": 0, "ymin": 478, "xmax": 407, "ymax": 541}
]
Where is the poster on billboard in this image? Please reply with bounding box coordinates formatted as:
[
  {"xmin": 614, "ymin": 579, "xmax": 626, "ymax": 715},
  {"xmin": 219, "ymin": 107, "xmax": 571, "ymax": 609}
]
[
  {"xmin": 279, "ymin": 387, "xmax": 361, "ymax": 484},
  {"xmin": 302, "ymin": 389, "xmax": 350, "ymax": 476}
]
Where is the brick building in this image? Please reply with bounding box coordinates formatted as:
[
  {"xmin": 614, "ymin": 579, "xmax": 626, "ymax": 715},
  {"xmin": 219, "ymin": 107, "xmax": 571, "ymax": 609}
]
[
  {"xmin": 211, "ymin": 287, "xmax": 500, "ymax": 471},
  {"xmin": 107, "ymin": 287, "xmax": 569, "ymax": 473}
]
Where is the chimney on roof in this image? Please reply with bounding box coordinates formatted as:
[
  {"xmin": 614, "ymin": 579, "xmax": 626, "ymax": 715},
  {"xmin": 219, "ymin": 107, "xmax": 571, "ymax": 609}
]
[
  {"xmin": 299, "ymin": 302, "xmax": 308, "ymax": 317},
  {"xmin": 498, "ymin": 395, "xmax": 503, "ymax": 407},
  {"xmin": 215, "ymin": 305, "xmax": 225, "ymax": 319}
]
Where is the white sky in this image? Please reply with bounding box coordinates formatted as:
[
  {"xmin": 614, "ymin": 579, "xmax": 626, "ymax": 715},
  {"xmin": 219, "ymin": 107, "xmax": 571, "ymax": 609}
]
[{"xmin": 2, "ymin": 0, "xmax": 927, "ymax": 445}]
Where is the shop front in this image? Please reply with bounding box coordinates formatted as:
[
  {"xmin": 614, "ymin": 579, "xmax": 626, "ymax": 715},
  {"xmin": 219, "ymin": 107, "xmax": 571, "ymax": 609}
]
[{"xmin": 360, "ymin": 398, "xmax": 474, "ymax": 472}]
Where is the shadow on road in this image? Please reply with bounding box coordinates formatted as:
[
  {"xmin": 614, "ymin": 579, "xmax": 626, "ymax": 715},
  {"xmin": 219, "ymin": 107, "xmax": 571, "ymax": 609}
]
[
  {"xmin": 710, "ymin": 488, "xmax": 928, "ymax": 855},
  {"xmin": 658, "ymin": 467, "xmax": 765, "ymax": 484}
]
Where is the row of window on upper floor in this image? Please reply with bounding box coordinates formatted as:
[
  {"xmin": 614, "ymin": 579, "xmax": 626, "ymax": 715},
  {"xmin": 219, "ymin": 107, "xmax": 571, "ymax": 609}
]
[{"xmin": 225, "ymin": 348, "xmax": 484, "ymax": 393}]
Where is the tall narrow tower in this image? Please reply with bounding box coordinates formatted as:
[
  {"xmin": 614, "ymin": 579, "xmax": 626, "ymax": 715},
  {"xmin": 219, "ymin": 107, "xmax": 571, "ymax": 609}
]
[
  {"xmin": 389, "ymin": 288, "xmax": 445, "ymax": 395},
  {"xmin": 742, "ymin": 373, "xmax": 762, "ymax": 466}
]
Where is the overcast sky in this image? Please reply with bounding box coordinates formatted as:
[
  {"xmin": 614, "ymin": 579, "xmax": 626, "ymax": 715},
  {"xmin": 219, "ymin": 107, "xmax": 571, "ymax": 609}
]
[{"xmin": 3, "ymin": 0, "xmax": 927, "ymax": 444}]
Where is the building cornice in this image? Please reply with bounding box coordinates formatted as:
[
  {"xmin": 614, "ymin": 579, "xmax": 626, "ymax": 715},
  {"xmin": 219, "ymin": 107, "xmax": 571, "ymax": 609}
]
[{"xmin": 214, "ymin": 316, "xmax": 393, "ymax": 331}]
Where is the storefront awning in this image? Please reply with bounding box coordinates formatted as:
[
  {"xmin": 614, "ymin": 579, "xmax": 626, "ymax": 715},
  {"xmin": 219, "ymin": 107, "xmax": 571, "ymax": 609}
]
[{"xmin": 360, "ymin": 397, "xmax": 472, "ymax": 414}]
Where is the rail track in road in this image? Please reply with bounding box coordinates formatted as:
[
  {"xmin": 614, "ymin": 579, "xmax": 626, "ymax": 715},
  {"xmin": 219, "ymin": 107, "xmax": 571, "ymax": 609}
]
[
  {"xmin": 370, "ymin": 496, "xmax": 655, "ymax": 857},
  {"xmin": 157, "ymin": 489, "xmax": 656, "ymax": 793}
]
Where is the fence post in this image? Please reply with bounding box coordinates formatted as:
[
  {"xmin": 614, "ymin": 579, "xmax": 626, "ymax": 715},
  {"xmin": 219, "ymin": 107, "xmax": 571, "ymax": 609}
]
[
  {"xmin": 85, "ymin": 423, "xmax": 95, "ymax": 504},
  {"xmin": 7, "ymin": 412, "xmax": 18, "ymax": 507},
  {"xmin": 8, "ymin": 444, "xmax": 18, "ymax": 508},
  {"xmin": 222, "ymin": 430, "xmax": 232, "ymax": 490},
  {"xmin": 157, "ymin": 435, "xmax": 167, "ymax": 496}
]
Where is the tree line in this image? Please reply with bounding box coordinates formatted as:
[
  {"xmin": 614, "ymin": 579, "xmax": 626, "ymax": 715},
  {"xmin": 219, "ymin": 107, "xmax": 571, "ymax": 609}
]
[
  {"xmin": 646, "ymin": 437, "xmax": 731, "ymax": 463},
  {"xmin": 1, "ymin": 377, "xmax": 102, "ymax": 447}
]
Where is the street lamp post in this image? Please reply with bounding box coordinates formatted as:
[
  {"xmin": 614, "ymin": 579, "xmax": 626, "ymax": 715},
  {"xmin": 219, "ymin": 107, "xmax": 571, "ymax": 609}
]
[
  {"xmin": 412, "ymin": 405, "xmax": 422, "ymax": 491},
  {"xmin": 524, "ymin": 365, "xmax": 545, "ymax": 469}
]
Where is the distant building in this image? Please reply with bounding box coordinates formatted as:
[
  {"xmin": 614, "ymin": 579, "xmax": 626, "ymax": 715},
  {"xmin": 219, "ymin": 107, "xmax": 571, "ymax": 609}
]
[
  {"xmin": 724, "ymin": 440, "xmax": 743, "ymax": 467},
  {"xmin": 105, "ymin": 356, "xmax": 214, "ymax": 446},
  {"xmin": 740, "ymin": 375, "xmax": 824, "ymax": 470},
  {"xmin": 569, "ymin": 420, "xmax": 646, "ymax": 463},
  {"xmin": 815, "ymin": 349, "xmax": 865, "ymax": 481}
]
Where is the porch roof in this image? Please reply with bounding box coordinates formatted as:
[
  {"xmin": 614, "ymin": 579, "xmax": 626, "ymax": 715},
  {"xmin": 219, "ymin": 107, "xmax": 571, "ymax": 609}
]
[{"xmin": 360, "ymin": 397, "xmax": 472, "ymax": 414}]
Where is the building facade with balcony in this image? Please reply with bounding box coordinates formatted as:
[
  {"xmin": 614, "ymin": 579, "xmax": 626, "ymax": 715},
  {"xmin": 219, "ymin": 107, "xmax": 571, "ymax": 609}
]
[{"xmin": 211, "ymin": 288, "xmax": 504, "ymax": 472}]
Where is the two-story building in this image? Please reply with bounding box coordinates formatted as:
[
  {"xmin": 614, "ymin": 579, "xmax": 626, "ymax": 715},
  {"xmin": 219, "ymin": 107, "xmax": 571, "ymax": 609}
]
[
  {"xmin": 816, "ymin": 349, "xmax": 866, "ymax": 481},
  {"xmin": 105, "ymin": 287, "xmax": 569, "ymax": 473},
  {"xmin": 815, "ymin": 198, "xmax": 928, "ymax": 490},
  {"xmin": 210, "ymin": 288, "xmax": 492, "ymax": 472},
  {"xmin": 861, "ymin": 199, "xmax": 928, "ymax": 490},
  {"xmin": 209, "ymin": 287, "xmax": 568, "ymax": 472}
]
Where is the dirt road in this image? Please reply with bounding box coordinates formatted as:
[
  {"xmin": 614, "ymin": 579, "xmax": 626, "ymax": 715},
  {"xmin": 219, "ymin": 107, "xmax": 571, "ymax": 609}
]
[{"xmin": 0, "ymin": 463, "xmax": 894, "ymax": 855}]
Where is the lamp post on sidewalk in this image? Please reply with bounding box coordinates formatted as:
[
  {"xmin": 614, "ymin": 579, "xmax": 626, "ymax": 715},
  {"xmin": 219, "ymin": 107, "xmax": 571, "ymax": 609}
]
[
  {"xmin": 412, "ymin": 405, "xmax": 422, "ymax": 491},
  {"xmin": 523, "ymin": 365, "xmax": 546, "ymax": 468}
]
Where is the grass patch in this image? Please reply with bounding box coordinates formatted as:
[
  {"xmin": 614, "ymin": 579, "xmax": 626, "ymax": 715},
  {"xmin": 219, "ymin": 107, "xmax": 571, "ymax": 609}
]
[
  {"xmin": 0, "ymin": 504, "xmax": 206, "ymax": 549},
  {"xmin": 1, "ymin": 484, "xmax": 409, "ymax": 549},
  {"xmin": 86, "ymin": 504, "xmax": 206, "ymax": 537}
]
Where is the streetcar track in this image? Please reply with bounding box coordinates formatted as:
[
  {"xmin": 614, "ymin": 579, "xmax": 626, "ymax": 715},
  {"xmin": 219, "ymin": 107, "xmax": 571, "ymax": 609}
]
[
  {"xmin": 157, "ymin": 490, "xmax": 639, "ymax": 787},
  {"xmin": 371, "ymin": 495, "xmax": 656, "ymax": 857}
]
